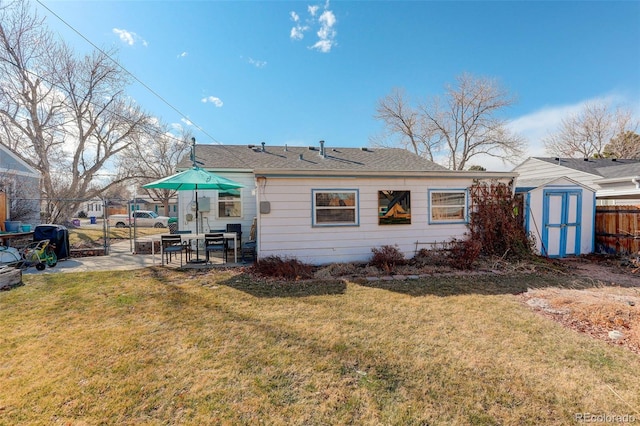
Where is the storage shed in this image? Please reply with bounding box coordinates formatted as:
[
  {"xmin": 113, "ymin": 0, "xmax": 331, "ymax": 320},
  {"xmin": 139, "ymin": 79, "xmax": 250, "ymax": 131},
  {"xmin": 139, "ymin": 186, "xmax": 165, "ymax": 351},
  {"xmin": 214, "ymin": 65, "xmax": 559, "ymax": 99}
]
[{"xmin": 516, "ymin": 177, "xmax": 596, "ymax": 258}]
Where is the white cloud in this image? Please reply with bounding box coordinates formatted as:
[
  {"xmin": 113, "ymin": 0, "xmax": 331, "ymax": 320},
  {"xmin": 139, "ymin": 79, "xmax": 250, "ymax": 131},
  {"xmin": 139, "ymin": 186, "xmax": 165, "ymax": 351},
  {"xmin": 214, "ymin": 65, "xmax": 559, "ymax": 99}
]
[
  {"xmin": 181, "ymin": 118, "xmax": 193, "ymax": 127},
  {"xmin": 289, "ymin": 10, "xmax": 308, "ymax": 41},
  {"xmin": 248, "ymin": 57, "xmax": 267, "ymax": 68},
  {"xmin": 177, "ymin": 51, "xmax": 188, "ymax": 58},
  {"xmin": 290, "ymin": 1, "xmax": 337, "ymax": 52},
  {"xmin": 466, "ymin": 92, "xmax": 639, "ymax": 171},
  {"xmin": 313, "ymin": 9, "xmax": 337, "ymax": 52},
  {"xmin": 507, "ymin": 93, "xmax": 627, "ymax": 159},
  {"xmin": 290, "ymin": 26, "xmax": 306, "ymax": 41},
  {"xmin": 311, "ymin": 39, "xmax": 333, "ymax": 54},
  {"xmin": 201, "ymin": 96, "xmax": 223, "ymax": 107},
  {"xmin": 112, "ymin": 28, "xmax": 147, "ymax": 47}
]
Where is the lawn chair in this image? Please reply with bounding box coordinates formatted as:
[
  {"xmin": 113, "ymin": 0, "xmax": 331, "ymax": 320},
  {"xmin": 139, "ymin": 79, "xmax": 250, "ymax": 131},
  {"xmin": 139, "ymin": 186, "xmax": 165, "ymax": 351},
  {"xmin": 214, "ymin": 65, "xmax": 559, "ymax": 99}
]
[
  {"xmin": 161, "ymin": 235, "xmax": 188, "ymax": 266},
  {"xmin": 205, "ymin": 232, "xmax": 227, "ymax": 264}
]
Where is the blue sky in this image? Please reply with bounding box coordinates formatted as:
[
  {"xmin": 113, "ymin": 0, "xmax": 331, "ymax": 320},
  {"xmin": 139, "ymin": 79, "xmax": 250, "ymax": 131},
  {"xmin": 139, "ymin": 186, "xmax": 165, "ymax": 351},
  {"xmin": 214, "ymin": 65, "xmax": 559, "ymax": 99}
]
[{"xmin": 38, "ymin": 0, "xmax": 640, "ymax": 170}]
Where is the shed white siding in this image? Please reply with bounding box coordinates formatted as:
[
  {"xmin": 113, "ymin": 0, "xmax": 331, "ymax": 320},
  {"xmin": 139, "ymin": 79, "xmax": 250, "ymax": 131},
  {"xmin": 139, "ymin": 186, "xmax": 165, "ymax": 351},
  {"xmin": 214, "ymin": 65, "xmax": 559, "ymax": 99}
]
[
  {"xmin": 514, "ymin": 158, "xmax": 602, "ymax": 189},
  {"xmin": 255, "ymin": 175, "xmax": 506, "ymax": 265},
  {"xmin": 523, "ymin": 178, "xmax": 595, "ymax": 256}
]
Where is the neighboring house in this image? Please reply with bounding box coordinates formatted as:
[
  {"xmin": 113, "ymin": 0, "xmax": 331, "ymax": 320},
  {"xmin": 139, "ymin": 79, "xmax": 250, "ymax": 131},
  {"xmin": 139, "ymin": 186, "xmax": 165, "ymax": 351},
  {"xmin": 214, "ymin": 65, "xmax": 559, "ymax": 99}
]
[
  {"xmin": 127, "ymin": 198, "xmax": 177, "ymax": 217},
  {"xmin": 76, "ymin": 198, "xmax": 105, "ymax": 219},
  {"xmin": 513, "ymin": 157, "xmax": 640, "ymax": 204},
  {"xmin": 176, "ymin": 142, "xmax": 517, "ymax": 265},
  {"xmin": 515, "ymin": 177, "xmax": 596, "ymax": 258},
  {"xmin": 146, "ymin": 199, "xmax": 178, "ymax": 218},
  {"xmin": 129, "ymin": 198, "xmax": 152, "ymax": 211},
  {"xmin": 0, "ymin": 144, "xmax": 41, "ymax": 227}
]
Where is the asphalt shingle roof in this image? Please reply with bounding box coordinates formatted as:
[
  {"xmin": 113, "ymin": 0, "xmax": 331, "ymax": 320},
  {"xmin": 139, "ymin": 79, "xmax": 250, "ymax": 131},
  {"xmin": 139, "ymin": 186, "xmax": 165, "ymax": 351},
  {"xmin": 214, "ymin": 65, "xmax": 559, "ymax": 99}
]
[
  {"xmin": 595, "ymin": 162, "xmax": 640, "ymax": 179},
  {"xmin": 179, "ymin": 144, "xmax": 448, "ymax": 173},
  {"xmin": 534, "ymin": 157, "xmax": 640, "ymax": 177}
]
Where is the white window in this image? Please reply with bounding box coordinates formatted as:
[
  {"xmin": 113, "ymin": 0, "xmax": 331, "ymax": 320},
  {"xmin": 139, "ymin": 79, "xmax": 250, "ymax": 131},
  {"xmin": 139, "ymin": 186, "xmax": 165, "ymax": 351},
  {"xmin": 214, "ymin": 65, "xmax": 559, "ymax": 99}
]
[
  {"xmin": 218, "ymin": 190, "xmax": 242, "ymax": 218},
  {"xmin": 429, "ymin": 190, "xmax": 468, "ymax": 223},
  {"xmin": 312, "ymin": 189, "xmax": 358, "ymax": 226}
]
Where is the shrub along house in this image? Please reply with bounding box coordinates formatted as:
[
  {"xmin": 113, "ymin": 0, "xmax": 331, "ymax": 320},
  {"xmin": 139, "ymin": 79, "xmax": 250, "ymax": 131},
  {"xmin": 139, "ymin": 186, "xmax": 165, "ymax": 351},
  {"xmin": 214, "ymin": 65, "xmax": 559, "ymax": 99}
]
[{"xmin": 175, "ymin": 142, "xmax": 517, "ymax": 265}]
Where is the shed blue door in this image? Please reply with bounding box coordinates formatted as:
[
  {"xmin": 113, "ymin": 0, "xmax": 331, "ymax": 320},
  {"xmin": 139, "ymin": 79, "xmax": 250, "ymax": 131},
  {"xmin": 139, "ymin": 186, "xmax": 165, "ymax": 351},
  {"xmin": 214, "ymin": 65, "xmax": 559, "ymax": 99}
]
[{"xmin": 542, "ymin": 190, "xmax": 582, "ymax": 258}]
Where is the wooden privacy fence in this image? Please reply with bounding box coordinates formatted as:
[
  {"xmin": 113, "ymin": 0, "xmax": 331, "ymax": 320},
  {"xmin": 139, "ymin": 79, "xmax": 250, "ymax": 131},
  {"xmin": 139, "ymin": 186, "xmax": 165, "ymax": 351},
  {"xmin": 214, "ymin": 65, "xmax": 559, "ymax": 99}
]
[{"xmin": 595, "ymin": 205, "xmax": 640, "ymax": 254}]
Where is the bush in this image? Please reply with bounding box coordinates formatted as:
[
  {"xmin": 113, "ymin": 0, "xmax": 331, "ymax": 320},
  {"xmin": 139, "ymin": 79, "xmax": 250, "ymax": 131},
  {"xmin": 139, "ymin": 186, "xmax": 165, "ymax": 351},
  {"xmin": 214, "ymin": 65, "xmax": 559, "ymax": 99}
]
[
  {"xmin": 314, "ymin": 263, "xmax": 359, "ymax": 279},
  {"xmin": 77, "ymin": 211, "xmax": 88, "ymax": 219},
  {"xmin": 251, "ymin": 255, "xmax": 313, "ymax": 280},
  {"xmin": 370, "ymin": 245, "xmax": 406, "ymax": 273},
  {"xmin": 468, "ymin": 181, "xmax": 534, "ymax": 259},
  {"xmin": 412, "ymin": 247, "xmax": 450, "ymax": 267},
  {"xmin": 448, "ymin": 238, "xmax": 482, "ymax": 270}
]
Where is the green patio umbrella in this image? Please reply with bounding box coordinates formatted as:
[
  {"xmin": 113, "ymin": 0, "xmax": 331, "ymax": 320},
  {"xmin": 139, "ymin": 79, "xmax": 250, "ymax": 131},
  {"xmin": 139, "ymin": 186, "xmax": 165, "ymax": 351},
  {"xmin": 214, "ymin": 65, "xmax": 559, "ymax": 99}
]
[{"xmin": 143, "ymin": 166, "xmax": 244, "ymax": 235}]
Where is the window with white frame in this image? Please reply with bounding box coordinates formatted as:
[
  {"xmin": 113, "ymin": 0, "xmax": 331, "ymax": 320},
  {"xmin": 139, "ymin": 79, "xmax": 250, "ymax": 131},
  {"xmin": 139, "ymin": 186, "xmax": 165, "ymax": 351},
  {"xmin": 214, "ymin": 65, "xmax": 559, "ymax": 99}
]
[
  {"xmin": 429, "ymin": 190, "xmax": 468, "ymax": 223},
  {"xmin": 312, "ymin": 190, "xmax": 358, "ymax": 226},
  {"xmin": 218, "ymin": 189, "xmax": 242, "ymax": 218}
]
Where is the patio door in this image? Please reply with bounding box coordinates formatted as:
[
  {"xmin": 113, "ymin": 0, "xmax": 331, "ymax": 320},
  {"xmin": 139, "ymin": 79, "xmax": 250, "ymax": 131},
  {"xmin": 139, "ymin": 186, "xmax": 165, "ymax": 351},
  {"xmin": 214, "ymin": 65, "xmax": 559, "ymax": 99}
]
[{"xmin": 542, "ymin": 190, "xmax": 582, "ymax": 258}]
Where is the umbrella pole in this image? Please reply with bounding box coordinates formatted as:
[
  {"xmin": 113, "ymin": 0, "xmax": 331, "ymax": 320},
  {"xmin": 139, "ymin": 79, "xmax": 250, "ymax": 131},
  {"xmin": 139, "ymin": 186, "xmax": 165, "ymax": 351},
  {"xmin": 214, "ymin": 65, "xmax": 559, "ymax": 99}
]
[
  {"xmin": 190, "ymin": 187, "xmax": 206, "ymax": 263},
  {"xmin": 195, "ymin": 187, "xmax": 198, "ymax": 235}
]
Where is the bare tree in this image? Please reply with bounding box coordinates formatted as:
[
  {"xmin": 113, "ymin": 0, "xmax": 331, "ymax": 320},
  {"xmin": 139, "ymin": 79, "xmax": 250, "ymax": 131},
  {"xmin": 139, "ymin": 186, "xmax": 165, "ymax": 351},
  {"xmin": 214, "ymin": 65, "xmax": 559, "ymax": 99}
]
[
  {"xmin": 372, "ymin": 73, "xmax": 525, "ymax": 170},
  {"xmin": 0, "ymin": 0, "xmax": 153, "ymax": 223},
  {"xmin": 603, "ymin": 130, "xmax": 640, "ymax": 159},
  {"xmin": 372, "ymin": 88, "xmax": 438, "ymax": 161},
  {"xmin": 543, "ymin": 103, "xmax": 638, "ymax": 158},
  {"xmin": 119, "ymin": 123, "xmax": 192, "ymax": 216}
]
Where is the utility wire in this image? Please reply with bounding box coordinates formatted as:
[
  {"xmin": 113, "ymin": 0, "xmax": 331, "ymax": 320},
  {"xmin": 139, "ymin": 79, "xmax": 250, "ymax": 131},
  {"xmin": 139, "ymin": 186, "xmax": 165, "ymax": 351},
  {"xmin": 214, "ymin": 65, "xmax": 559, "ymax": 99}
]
[{"xmin": 35, "ymin": 0, "xmax": 221, "ymax": 144}]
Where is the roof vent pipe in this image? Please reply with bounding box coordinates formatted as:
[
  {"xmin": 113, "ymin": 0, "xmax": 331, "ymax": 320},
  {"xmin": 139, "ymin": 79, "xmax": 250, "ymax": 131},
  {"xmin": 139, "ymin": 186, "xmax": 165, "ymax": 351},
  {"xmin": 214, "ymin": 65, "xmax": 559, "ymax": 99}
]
[
  {"xmin": 284, "ymin": 144, "xmax": 288, "ymax": 152},
  {"xmin": 261, "ymin": 141, "xmax": 266, "ymax": 152},
  {"xmin": 319, "ymin": 140, "xmax": 325, "ymax": 157},
  {"xmin": 299, "ymin": 153, "xmax": 303, "ymax": 160}
]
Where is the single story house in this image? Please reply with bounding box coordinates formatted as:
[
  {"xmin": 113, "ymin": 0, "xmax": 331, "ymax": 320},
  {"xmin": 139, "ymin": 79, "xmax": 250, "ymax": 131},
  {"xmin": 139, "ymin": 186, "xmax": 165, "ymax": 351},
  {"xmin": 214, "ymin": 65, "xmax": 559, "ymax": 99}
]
[
  {"xmin": 76, "ymin": 197, "xmax": 105, "ymax": 219},
  {"xmin": 513, "ymin": 157, "xmax": 640, "ymax": 204},
  {"xmin": 146, "ymin": 200, "xmax": 178, "ymax": 218},
  {"xmin": 175, "ymin": 142, "xmax": 517, "ymax": 265},
  {"xmin": 515, "ymin": 177, "xmax": 596, "ymax": 258},
  {"xmin": 0, "ymin": 144, "xmax": 41, "ymax": 227}
]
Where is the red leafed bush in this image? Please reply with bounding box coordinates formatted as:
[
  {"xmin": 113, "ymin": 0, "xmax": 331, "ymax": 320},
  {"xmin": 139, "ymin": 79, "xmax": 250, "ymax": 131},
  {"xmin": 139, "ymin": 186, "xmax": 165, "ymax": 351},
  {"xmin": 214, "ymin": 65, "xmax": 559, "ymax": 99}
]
[
  {"xmin": 468, "ymin": 181, "xmax": 534, "ymax": 259},
  {"xmin": 447, "ymin": 238, "xmax": 482, "ymax": 270},
  {"xmin": 370, "ymin": 245, "xmax": 406, "ymax": 273},
  {"xmin": 251, "ymin": 255, "xmax": 314, "ymax": 280}
]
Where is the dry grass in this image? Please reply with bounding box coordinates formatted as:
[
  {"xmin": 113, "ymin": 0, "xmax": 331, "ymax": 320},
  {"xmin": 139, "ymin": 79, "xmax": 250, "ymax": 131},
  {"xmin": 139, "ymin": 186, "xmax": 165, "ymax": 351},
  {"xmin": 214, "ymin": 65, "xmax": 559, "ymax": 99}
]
[
  {"xmin": 523, "ymin": 286, "xmax": 640, "ymax": 354},
  {"xmin": 68, "ymin": 227, "xmax": 167, "ymax": 248},
  {"xmin": 1, "ymin": 270, "xmax": 639, "ymax": 425}
]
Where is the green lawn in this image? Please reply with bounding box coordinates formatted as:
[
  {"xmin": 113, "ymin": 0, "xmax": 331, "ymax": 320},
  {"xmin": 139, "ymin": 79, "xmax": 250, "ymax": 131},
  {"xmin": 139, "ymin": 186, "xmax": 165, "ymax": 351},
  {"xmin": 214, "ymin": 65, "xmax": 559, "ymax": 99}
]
[{"xmin": 0, "ymin": 269, "xmax": 638, "ymax": 425}]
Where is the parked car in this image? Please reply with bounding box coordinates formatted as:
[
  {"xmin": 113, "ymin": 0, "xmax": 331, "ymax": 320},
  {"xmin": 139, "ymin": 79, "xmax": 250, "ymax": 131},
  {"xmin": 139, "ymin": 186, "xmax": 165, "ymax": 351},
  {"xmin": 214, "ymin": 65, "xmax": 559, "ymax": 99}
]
[{"xmin": 108, "ymin": 211, "xmax": 177, "ymax": 228}]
